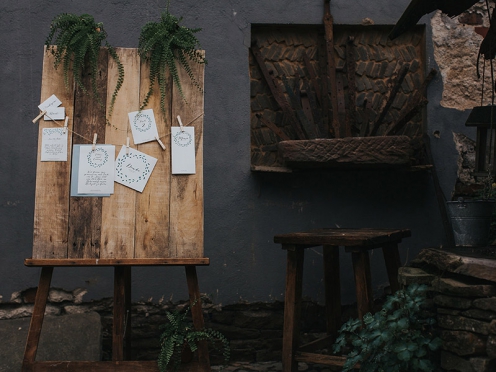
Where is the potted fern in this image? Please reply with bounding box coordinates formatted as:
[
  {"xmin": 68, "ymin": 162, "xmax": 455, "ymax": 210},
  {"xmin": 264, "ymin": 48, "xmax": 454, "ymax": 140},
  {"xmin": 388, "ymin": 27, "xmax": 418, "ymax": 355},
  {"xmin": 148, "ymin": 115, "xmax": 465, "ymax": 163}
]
[
  {"xmin": 138, "ymin": 4, "xmax": 206, "ymax": 117},
  {"xmin": 45, "ymin": 13, "xmax": 124, "ymax": 121},
  {"xmin": 158, "ymin": 304, "xmax": 230, "ymax": 372}
]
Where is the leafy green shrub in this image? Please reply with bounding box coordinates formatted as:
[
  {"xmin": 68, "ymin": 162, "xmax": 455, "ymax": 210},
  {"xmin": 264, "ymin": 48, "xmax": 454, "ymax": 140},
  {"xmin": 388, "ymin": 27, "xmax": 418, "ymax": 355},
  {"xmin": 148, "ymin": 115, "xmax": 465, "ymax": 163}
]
[
  {"xmin": 333, "ymin": 284, "xmax": 442, "ymax": 372},
  {"xmin": 138, "ymin": 5, "xmax": 206, "ymax": 117},
  {"xmin": 45, "ymin": 13, "xmax": 124, "ymax": 121},
  {"xmin": 158, "ymin": 304, "xmax": 229, "ymax": 372}
]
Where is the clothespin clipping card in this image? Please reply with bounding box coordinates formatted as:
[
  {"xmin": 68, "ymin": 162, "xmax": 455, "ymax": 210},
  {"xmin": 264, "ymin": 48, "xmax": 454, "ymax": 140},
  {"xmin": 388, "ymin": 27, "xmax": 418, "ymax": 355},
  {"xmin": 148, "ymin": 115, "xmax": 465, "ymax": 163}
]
[
  {"xmin": 177, "ymin": 115, "xmax": 185, "ymax": 132},
  {"xmin": 126, "ymin": 137, "xmax": 130, "ymax": 155},
  {"xmin": 63, "ymin": 116, "xmax": 69, "ymax": 134},
  {"xmin": 92, "ymin": 133, "xmax": 98, "ymax": 151},
  {"xmin": 155, "ymin": 136, "xmax": 166, "ymax": 150}
]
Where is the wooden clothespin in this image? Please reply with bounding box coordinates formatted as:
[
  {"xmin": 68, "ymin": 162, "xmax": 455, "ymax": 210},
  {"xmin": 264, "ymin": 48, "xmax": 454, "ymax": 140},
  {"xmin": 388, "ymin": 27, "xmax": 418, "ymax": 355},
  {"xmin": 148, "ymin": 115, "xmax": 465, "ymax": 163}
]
[
  {"xmin": 92, "ymin": 133, "xmax": 98, "ymax": 151},
  {"xmin": 126, "ymin": 137, "xmax": 130, "ymax": 155},
  {"xmin": 177, "ymin": 115, "xmax": 185, "ymax": 132},
  {"xmin": 155, "ymin": 136, "xmax": 166, "ymax": 150},
  {"xmin": 63, "ymin": 116, "xmax": 69, "ymax": 134},
  {"xmin": 32, "ymin": 110, "xmax": 47, "ymax": 123}
]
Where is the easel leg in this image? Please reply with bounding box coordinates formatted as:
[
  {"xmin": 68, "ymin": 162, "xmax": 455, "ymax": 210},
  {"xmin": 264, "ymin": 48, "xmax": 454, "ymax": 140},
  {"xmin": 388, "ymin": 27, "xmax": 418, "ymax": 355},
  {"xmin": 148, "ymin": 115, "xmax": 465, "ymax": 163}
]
[
  {"xmin": 351, "ymin": 250, "xmax": 373, "ymax": 320},
  {"xmin": 113, "ymin": 266, "xmax": 130, "ymax": 361},
  {"xmin": 185, "ymin": 265, "xmax": 210, "ymax": 372},
  {"xmin": 282, "ymin": 247, "xmax": 304, "ymax": 372},
  {"xmin": 382, "ymin": 243, "xmax": 402, "ymax": 293},
  {"xmin": 323, "ymin": 246, "xmax": 341, "ymax": 339},
  {"xmin": 22, "ymin": 266, "xmax": 53, "ymax": 372},
  {"xmin": 124, "ymin": 266, "xmax": 132, "ymax": 360}
]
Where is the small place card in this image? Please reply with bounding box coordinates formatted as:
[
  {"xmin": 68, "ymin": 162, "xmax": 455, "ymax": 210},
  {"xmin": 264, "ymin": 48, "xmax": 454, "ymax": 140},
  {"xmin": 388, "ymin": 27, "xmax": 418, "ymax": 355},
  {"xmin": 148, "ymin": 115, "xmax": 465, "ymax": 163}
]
[
  {"xmin": 44, "ymin": 107, "xmax": 65, "ymax": 121},
  {"xmin": 171, "ymin": 127, "xmax": 196, "ymax": 174},
  {"xmin": 77, "ymin": 145, "xmax": 115, "ymax": 195},
  {"xmin": 115, "ymin": 146, "xmax": 157, "ymax": 193},
  {"xmin": 128, "ymin": 109, "xmax": 159, "ymax": 144},
  {"xmin": 40, "ymin": 128, "xmax": 68, "ymax": 161},
  {"xmin": 38, "ymin": 94, "xmax": 62, "ymax": 111}
]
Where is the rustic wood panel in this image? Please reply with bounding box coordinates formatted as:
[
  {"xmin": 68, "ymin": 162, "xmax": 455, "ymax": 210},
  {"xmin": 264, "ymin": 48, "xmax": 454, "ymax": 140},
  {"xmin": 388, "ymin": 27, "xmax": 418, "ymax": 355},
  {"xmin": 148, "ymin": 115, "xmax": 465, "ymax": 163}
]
[
  {"xmin": 170, "ymin": 54, "xmax": 205, "ymax": 258},
  {"xmin": 67, "ymin": 49, "xmax": 109, "ymax": 258},
  {"xmin": 134, "ymin": 59, "xmax": 172, "ymax": 258},
  {"xmin": 33, "ymin": 48, "xmax": 75, "ymax": 259},
  {"xmin": 278, "ymin": 136, "xmax": 413, "ymax": 168},
  {"xmin": 101, "ymin": 48, "xmax": 139, "ymax": 259},
  {"xmin": 33, "ymin": 48, "xmax": 205, "ymax": 260}
]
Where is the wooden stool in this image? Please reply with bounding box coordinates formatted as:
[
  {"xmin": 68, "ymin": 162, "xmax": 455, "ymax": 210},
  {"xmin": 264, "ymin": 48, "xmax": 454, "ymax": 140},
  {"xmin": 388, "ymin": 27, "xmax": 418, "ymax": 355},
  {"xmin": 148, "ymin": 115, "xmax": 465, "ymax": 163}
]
[{"xmin": 273, "ymin": 228, "xmax": 411, "ymax": 371}]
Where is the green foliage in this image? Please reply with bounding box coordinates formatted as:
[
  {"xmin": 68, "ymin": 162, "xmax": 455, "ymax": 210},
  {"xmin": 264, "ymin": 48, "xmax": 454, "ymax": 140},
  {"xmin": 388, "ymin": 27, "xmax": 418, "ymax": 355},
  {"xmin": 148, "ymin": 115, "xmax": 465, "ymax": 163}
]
[
  {"xmin": 158, "ymin": 304, "xmax": 230, "ymax": 372},
  {"xmin": 45, "ymin": 13, "xmax": 124, "ymax": 122},
  {"xmin": 138, "ymin": 4, "xmax": 206, "ymax": 117},
  {"xmin": 333, "ymin": 284, "xmax": 442, "ymax": 372}
]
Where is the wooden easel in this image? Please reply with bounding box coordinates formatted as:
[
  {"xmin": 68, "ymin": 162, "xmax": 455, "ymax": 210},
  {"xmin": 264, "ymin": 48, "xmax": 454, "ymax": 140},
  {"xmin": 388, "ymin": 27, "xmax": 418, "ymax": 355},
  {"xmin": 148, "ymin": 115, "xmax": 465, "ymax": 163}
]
[{"xmin": 23, "ymin": 48, "xmax": 208, "ymax": 371}]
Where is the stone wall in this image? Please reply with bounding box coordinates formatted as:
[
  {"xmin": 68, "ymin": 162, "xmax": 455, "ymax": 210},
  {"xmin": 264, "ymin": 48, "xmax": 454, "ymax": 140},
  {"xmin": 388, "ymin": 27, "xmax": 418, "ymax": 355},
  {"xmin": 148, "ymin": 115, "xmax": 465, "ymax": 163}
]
[{"xmin": 401, "ymin": 248, "xmax": 496, "ymax": 372}]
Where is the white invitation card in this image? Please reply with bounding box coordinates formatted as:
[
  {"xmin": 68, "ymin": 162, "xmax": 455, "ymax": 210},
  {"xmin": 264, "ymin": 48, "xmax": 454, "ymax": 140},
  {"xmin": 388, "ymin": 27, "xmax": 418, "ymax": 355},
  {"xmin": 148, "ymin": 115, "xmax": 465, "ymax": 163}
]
[
  {"xmin": 115, "ymin": 146, "xmax": 157, "ymax": 192},
  {"xmin": 171, "ymin": 127, "xmax": 196, "ymax": 174},
  {"xmin": 41, "ymin": 128, "xmax": 68, "ymax": 161},
  {"xmin": 77, "ymin": 145, "xmax": 115, "ymax": 195},
  {"xmin": 128, "ymin": 109, "xmax": 159, "ymax": 144},
  {"xmin": 38, "ymin": 94, "xmax": 62, "ymax": 111},
  {"xmin": 44, "ymin": 107, "xmax": 65, "ymax": 121}
]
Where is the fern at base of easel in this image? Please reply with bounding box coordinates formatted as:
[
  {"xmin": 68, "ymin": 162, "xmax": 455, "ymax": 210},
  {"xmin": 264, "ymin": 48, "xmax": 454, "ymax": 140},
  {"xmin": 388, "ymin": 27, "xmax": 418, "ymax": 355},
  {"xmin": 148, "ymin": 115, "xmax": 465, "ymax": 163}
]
[
  {"xmin": 45, "ymin": 13, "xmax": 124, "ymax": 123},
  {"xmin": 138, "ymin": 4, "xmax": 206, "ymax": 117}
]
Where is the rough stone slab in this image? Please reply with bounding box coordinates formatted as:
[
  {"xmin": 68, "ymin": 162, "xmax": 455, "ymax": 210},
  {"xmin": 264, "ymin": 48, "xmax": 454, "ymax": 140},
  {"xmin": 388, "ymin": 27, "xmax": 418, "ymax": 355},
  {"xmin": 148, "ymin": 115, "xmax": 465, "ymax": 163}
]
[
  {"xmin": 469, "ymin": 357, "xmax": 496, "ymax": 372},
  {"xmin": 434, "ymin": 295, "xmax": 472, "ymax": 309},
  {"xmin": 488, "ymin": 335, "xmax": 496, "ymax": 358},
  {"xmin": 432, "ymin": 277, "xmax": 496, "ymax": 297},
  {"xmin": 278, "ymin": 136, "xmax": 413, "ymax": 169},
  {"xmin": 461, "ymin": 309, "xmax": 496, "ymax": 322},
  {"xmin": 398, "ymin": 267, "xmax": 435, "ymax": 286},
  {"xmin": 441, "ymin": 351, "xmax": 475, "ymax": 372},
  {"xmin": 413, "ymin": 248, "xmax": 496, "ymax": 283},
  {"xmin": 0, "ymin": 312, "xmax": 101, "ymax": 372},
  {"xmin": 442, "ymin": 330, "xmax": 486, "ymax": 356},
  {"xmin": 438, "ymin": 314, "xmax": 490, "ymax": 335},
  {"xmin": 473, "ymin": 297, "xmax": 496, "ymax": 311}
]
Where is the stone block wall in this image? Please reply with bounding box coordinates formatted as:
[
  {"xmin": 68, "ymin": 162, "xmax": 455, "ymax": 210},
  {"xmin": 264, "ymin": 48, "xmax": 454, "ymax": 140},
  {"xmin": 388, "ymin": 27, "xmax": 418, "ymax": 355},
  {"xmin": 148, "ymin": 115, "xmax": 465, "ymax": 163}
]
[{"xmin": 401, "ymin": 250, "xmax": 496, "ymax": 372}]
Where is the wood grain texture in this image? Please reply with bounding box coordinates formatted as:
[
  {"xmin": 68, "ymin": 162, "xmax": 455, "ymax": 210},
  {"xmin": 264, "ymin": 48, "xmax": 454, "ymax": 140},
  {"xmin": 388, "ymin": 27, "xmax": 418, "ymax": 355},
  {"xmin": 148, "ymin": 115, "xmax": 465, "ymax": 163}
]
[
  {"xmin": 352, "ymin": 250, "xmax": 373, "ymax": 320},
  {"xmin": 101, "ymin": 48, "xmax": 139, "ymax": 259},
  {"xmin": 278, "ymin": 136, "xmax": 413, "ymax": 168},
  {"xmin": 33, "ymin": 48, "xmax": 75, "ymax": 259},
  {"xmin": 25, "ymin": 258, "xmax": 210, "ymax": 266},
  {"xmin": 68, "ymin": 49, "xmax": 109, "ymax": 258},
  {"xmin": 170, "ymin": 55, "xmax": 205, "ymax": 258},
  {"xmin": 134, "ymin": 57, "xmax": 172, "ymax": 258}
]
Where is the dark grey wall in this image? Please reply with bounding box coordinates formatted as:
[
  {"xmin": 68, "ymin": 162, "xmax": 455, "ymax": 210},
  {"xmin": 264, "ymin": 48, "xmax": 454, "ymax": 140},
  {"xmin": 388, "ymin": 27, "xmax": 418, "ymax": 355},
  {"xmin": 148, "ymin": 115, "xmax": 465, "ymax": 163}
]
[{"xmin": 0, "ymin": 0, "xmax": 472, "ymax": 305}]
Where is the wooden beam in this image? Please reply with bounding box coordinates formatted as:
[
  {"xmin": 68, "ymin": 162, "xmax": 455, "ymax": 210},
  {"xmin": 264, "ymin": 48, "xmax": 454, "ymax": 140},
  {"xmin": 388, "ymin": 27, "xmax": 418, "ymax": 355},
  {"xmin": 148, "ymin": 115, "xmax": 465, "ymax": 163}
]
[{"xmin": 24, "ymin": 258, "xmax": 210, "ymax": 266}]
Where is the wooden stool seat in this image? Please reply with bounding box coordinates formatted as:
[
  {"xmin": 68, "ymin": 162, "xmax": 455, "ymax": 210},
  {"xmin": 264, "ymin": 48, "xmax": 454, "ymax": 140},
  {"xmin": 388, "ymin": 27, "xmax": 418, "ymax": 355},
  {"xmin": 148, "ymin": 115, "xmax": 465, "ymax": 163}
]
[{"xmin": 274, "ymin": 228, "xmax": 411, "ymax": 371}]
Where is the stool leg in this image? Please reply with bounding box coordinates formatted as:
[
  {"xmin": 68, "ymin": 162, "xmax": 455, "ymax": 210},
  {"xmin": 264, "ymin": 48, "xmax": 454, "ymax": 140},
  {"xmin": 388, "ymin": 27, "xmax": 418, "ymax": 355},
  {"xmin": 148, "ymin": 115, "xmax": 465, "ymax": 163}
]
[
  {"xmin": 124, "ymin": 266, "xmax": 132, "ymax": 360},
  {"xmin": 185, "ymin": 265, "xmax": 210, "ymax": 372},
  {"xmin": 382, "ymin": 243, "xmax": 402, "ymax": 293},
  {"xmin": 351, "ymin": 250, "xmax": 373, "ymax": 320},
  {"xmin": 323, "ymin": 246, "xmax": 340, "ymax": 338},
  {"xmin": 113, "ymin": 266, "xmax": 126, "ymax": 361},
  {"xmin": 282, "ymin": 247, "xmax": 304, "ymax": 372},
  {"xmin": 22, "ymin": 266, "xmax": 53, "ymax": 371}
]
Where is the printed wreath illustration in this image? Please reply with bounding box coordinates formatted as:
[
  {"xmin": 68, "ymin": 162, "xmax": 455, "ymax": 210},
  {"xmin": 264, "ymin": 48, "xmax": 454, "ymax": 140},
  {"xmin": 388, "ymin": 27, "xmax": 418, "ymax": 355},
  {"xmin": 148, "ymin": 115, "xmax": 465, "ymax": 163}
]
[
  {"xmin": 173, "ymin": 130, "xmax": 192, "ymax": 147},
  {"xmin": 133, "ymin": 113, "xmax": 152, "ymax": 132},
  {"xmin": 45, "ymin": 128, "xmax": 64, "ymax": 136},
  {"xmin": 87, "ymin": 147, "xmax": 109, "ymax": 168},
  {"xmin": 116, "ymin": 153, "xmax": 152, "ymax": 184}
]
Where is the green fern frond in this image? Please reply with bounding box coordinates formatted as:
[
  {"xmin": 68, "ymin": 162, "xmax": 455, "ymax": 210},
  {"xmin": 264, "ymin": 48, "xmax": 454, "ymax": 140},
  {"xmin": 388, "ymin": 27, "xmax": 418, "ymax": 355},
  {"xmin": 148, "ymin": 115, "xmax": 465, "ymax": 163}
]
[
  {"xmin": 138, "ymin": 7, "xmax": 206, "ymax": 117},
  {"xmin": 45, "ymin": 13, "xmax": 124, "ymax": 124}
]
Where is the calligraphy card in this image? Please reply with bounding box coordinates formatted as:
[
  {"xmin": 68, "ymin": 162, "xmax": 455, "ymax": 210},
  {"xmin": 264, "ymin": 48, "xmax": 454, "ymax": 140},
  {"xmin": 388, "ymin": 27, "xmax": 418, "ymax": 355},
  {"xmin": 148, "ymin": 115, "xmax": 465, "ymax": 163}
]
[
  {"xmin": 77, "ymin": 145, "xmax": 115, "ymax": 195},
  {"xmin": 70, "ymin": 145, "xmax": 111, "ymax": 197},
  {"xmin": 38, "ymin": 94, "xmax": 62, "ymax": 111},
  {"xmin": 115, "ymin": 146, "xmax": 157, "ymax": 193},
  {"xmin": 128, "ymin": 109, "xmax": 159, "ymax": 144},
  {"xmin": 44, "ymin": 107, "xmax": 65, "ymax": 121},
  {"xmin": 171, "ymin": 127, "xmax": 196, "ymax": 174},
  {"xmin": 40, "ymin": 128, "xmax": 68, "ymax": 161}
]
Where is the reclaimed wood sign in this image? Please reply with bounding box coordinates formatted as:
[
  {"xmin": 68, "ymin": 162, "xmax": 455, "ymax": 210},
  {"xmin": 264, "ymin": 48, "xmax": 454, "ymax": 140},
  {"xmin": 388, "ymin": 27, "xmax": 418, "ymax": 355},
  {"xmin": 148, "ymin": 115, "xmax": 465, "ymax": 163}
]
[{"xmin": 32, "ymin": 47, "xmax": 204, "ymax": 260}]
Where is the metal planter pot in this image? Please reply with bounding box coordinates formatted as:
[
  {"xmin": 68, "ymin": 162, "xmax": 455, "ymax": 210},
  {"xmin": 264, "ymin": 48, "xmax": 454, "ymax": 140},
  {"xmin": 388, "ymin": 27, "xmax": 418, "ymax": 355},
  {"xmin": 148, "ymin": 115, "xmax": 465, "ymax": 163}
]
[{"xmin": 446, "ymin": 199, "xmax": 495, "ymax": 247}]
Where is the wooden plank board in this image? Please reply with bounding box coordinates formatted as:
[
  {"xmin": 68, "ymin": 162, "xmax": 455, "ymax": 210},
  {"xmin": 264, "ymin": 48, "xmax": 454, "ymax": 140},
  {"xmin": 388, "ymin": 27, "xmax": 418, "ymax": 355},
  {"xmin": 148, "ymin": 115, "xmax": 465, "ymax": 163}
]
[
  {"xmin": 67, "ymin": 49, "xmax": 109, "ymax": 258},
  {"xmin": 170, "ymin": 55, "xmax": 205, "ymax": 258},
  {"xmin": 33, "ymin": 48, "xmax": 75, "ymax": 259},
  {"xmin": 134, "ymin": 58, "xmax": 172, "ymax": 258},
  {"xmin": 25, "ymin": 258, "xmax": 210, "ymax": 266},
  {"xmin": 101, "ymin": 48, "xmax": 139, "ymax": 258}
]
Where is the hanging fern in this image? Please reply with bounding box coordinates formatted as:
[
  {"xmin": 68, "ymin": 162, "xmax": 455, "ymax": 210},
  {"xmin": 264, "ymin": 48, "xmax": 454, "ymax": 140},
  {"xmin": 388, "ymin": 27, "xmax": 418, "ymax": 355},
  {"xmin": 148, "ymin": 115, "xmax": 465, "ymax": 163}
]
[
  {"xmin": 158, "ymin": 304, "xmax": 230, "ymax": 372},
  {"xmin": 138, "ymin": 6, "xmax": 206, "ymax": 117},
  {"xmin": 45, "ymin": 13, "xmax": 124, "ymax": 122}
]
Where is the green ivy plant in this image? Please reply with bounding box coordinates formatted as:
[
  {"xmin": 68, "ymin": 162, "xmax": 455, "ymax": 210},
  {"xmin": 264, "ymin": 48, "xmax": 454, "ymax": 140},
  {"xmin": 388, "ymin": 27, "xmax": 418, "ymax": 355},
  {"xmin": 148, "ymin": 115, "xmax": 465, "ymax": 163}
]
[
  {"xmin": 138, "ymin": 5, "xmax": 206, "ymax": 117},
  {"xmin": 333, "ymin": 284, "xmax": 442, "ymax": 372},
  {"xmin": 158, "ymin": 304, "xmax": 230, "ymax": 372},
  {"xmin": 45, "ymin": 13, "xmax": 124, "ymax": 121}
]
